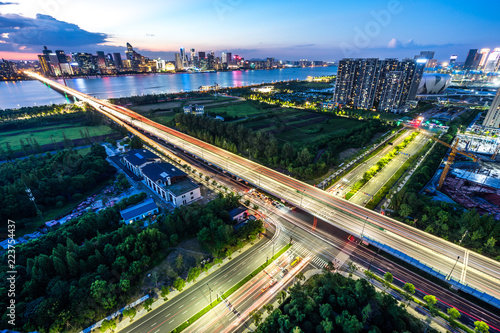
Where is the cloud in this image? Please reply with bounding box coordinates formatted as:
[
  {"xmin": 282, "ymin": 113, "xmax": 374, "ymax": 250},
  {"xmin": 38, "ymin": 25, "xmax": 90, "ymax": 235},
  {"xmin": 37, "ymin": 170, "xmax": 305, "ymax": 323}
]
[
  {"xmin": 387, "ymin": 38, "xmax": 399, "ymax": 48},
  {"xmin": 384, "ymin": 38, "xmax": 457, "ymax": 50},
  {"xmin": 0, "ymin": 2, "xmax": 18, "ymax": 5},
  {"xmin": 0, "ymin": 13, "xmax": 108, "ymax": 51},
  {"xmin": 294, "ymin": 44, "xmax": 315, "ymax": 48}
]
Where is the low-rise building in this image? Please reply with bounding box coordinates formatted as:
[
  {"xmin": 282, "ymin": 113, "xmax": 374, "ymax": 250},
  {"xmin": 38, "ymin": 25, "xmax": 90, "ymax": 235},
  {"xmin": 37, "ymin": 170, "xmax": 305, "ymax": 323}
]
[
  {"xmin": 183, "ymin": 104, "xmax": 205, "ymax": 116},
  {"xmin": 251, "ymin": 86, "xmax": 274, "ymax": 93},
  {"xmin": 120, "ymin": 198, "xmax": 159, "ymax": 224},
  {"xmin": 229, "ymin": 206, "xmax": 248, "ymax": 222},
  {"xmin": 122, "ymin": 149, "xmax": 162, "ymax": 177},
  {"xmin": 142, "ymin": 162, "xmax": 201, "ymax": 206}
]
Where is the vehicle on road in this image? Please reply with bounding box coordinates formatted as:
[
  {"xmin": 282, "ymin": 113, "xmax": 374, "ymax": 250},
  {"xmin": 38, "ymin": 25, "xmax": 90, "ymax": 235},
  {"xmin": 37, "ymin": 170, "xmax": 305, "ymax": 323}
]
[
  {"xmin": 261, "ymin": 279, "xmax": 277, "ymax": 292},
  {"xmin": 280, "ymin": 269, "xmax": 289, "ymax": 277},
  {"xmin": 290, "ymin": 256, "xmax": 301, "ymax": 267}
]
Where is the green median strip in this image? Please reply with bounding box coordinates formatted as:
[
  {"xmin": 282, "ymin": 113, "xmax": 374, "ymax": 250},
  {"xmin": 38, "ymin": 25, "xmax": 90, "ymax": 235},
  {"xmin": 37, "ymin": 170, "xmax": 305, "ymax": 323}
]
[
  {"xmin": 171, "ymin": 243, "xmax": 292, "ymax": 333},
  {"xmin": 368, "ymin": 273, "xmax": 474, "ymax": 333},
  {"xmin": 365, "ymin": 141, "xmax": 431, "ymax": 210}
]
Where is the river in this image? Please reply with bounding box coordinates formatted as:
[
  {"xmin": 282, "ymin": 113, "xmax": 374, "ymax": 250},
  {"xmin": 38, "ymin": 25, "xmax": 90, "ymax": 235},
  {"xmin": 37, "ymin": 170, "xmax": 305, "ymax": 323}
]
[{"xmin": 0, "ymin": 66, "xmax": 337, "ymax": 109}]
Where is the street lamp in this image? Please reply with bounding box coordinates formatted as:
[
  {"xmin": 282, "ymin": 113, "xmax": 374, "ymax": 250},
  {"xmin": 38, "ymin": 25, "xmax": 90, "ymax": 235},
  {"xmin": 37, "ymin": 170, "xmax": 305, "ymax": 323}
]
[
  {"xmin": 206, "ymin": 283, "xmax": 213, "ymax": 305},
  {"xmin": 446, "ymin": 256, "xmax": 460, "ymax": 281},
  {"xmin": 360, "ymin": 217, "xmax": 368, "ymax": 242}
]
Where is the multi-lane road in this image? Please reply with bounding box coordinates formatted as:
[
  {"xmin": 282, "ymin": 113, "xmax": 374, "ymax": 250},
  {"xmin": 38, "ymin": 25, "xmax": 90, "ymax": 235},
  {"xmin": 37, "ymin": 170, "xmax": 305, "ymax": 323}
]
[
  {"xmin": 25, "ymin": 72, "xmax": 500, "ymax": 309},
  {"xmin": 349, "ymin": 133, "xmax": 429, "ymax": 206}
]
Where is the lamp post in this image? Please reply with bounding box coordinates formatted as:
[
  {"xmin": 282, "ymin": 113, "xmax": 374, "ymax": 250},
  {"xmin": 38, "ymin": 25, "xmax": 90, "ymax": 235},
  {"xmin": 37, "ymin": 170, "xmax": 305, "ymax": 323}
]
[
  {"xmin": 206, "ymin": 283, "xmax": 213, "ymax": 305},
  {"xmin": 446, "ymin": 256, "xmax": 460, "ymax": 281},
  {"xmin": 360, "ymin": 217, "xmax": 368, "ymax": 242}
]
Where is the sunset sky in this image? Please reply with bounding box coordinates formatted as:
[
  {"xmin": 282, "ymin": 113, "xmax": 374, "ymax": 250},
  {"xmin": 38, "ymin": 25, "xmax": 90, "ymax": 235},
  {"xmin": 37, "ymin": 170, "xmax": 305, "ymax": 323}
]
[{"xmin": 0, "ymin": 0, "xmax": 499, "ymax": 61}]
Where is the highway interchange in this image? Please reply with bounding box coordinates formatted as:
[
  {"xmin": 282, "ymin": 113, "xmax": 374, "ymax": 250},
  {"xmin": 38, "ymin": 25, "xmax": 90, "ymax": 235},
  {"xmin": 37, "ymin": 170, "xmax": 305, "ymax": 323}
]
[{"xmin": 24, "ymin": 72, "xmax": 500, "ymax": 331}]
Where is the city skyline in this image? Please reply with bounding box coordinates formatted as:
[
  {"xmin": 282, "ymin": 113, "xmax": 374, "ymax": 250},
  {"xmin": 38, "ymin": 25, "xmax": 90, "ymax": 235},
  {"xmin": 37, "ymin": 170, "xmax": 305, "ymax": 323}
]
[{"xmin": 0, "ymin": 0, "xmax": 499, "ymax": 61}]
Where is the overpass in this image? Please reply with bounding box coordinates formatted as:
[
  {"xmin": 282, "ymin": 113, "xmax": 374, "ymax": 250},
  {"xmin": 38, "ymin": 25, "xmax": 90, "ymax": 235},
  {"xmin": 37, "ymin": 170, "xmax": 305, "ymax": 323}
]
[{"xmin": 25, "ymin": 72, "xmax": 500, "ymax": 309}]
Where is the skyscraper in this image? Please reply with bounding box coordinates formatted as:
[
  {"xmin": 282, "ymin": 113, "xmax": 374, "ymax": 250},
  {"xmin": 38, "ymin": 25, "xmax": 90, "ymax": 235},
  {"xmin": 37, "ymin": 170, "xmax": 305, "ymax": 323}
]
[
  {"xmin": 125, "ymin": 42, "xmax": 140, "ymax": 70},
  {"xmin": 180, "ymin": 48, "xmax": 188, "ymax": 68},
  {"xmin": 484, "ymin": 48, "xmax": 500, "ymax": 72},
  {"xmin": 222, "ymin": 52, "xmax": 227, "ymax": 63},
  {"xmin": 175, "ymin": 53, "xmax": 183, "ymax": 70},
  {"xmin": 198, "ymin": 51, "xmax": 206, "ymax": 60},
  {"xmin": 113, "ymin": 53, "xmax": 123, "ymax": 69},
  {"xmin": 96, "ymin": 51, "xmax": 106, "ymax": 68},
  {"xmin": 449, "ymin": 55, "xmax": 458, "ymax": 67},
  {"xmin": 464, "ymin": 49, "xmax": 479, "ymax": 70},
  {"xmin": 227, "ymin": 52, "xmax": 232, "ymax": 63},
  {"xmin": 478, "ymin": 48, "xmax": 490, "ymax": 69},
  {"xmin": 483, "ymin": 87, "xmax": 500, "ymax": 128},
  {"xmin": 72, "ymin": 52, "xmax": 98, "ymax": 74}
]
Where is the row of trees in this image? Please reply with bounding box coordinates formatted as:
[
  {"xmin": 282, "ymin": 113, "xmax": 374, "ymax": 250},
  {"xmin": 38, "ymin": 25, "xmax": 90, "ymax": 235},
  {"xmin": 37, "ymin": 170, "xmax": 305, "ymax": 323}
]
[
  {"xmin": 0, "ymin": 144, "xmax": 115, "ymax": 225},
  {"xmin": 173, "ymin": 113, "xmax": 391, "ymax": 179},
  {"xmin": 0, "ymin": 192, "xmax": 262, "ymax": 332},
  {"xmin": 391, "ymin": 126, "xmax": 500, "ymax": 259}
]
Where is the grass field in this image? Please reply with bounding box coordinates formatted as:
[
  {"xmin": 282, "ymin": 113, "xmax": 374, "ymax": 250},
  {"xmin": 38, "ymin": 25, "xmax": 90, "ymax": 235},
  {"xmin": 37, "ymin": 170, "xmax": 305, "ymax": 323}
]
[
  {"xmin": 0, "ymin": 123, "xmax": 114, "ymax": 151},
  {"xmin": 275, "ymin": 117, "xmax": 362, "ymax": 145},
  {"xmin": 206, "ymin": 101, "xmax": 267, "ymax": 118},
  {"xmin": 131, "ymin": 96, "xmax": 236, "ymax": 113}
]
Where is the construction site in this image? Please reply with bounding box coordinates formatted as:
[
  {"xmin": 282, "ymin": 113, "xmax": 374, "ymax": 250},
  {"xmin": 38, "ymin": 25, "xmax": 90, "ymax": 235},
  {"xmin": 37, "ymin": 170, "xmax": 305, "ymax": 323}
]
[{"xmin": 424, "ymin": 131, "xmax": 500, "ymax": 219}]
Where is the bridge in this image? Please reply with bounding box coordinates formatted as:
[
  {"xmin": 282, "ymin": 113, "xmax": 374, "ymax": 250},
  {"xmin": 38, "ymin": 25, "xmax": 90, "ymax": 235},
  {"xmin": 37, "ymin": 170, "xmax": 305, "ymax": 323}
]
[{"xmin": 26, "ymin": 72, "xmax": 500, "ymax": 309}]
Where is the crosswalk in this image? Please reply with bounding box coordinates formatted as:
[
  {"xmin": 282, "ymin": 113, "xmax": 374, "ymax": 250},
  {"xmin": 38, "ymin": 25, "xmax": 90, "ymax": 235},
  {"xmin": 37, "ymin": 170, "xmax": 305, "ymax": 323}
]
[{"xmin": 292, "ymin": 244, "xmax": 329, "ymax": 269}]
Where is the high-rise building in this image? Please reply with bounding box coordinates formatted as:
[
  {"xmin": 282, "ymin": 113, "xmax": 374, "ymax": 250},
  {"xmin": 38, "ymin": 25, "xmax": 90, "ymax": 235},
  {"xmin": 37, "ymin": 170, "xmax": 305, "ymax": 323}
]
[
  {"xmin": 113, "ymin": 53, "xmax": 123, "ymax": 69},
  {"xmin": 180, "ymin": 47, "xmax": 188, "ymax": 68},
  {"xmin": 226, "ymin": 52, "xmax": 232, "ymax": 63},
  {"xmin": 198, "ymin": 51, "xmax": 206, "ymax": 60},
  {"xmin": 222, "ymin": 52, "xmax": 227, "ymax": 63},
  {"xmin": 484, "ymin": 48, "xmax": 500, "ymax": 72},
  {"xmin": 464, "ymin": 49, "xmax": 479, "ymax": 70},
  {"xmin": 408, "ymin": 58, "xmax": 427, "ymax": 101},
  {"xmin": 125, "ymin": 42, "xmax": 140, "ymax": 70},
  {"xmin": 449, "ymin": 55, "xmax": 458, "ymax": 67},
  {"xmin": 38, "ymin": 54, "xmax": 52, "ymax": 76},
  {"xmin": 419, "ymin": 51, "xmax": 435, "ymax": 60},
  {"xmin": 71, "ymin": 52, "xmax": 98, "ymax": 74},
  {"xmin": 334, "ymin": 57, "xmax": 423, "ymax": 112},
  {"xmin": 478, "ymin": 48, "xmax": 490, "ymax": 69},
  {"xmin": 175, "ymin": 53, "xmax": 183, "ymax": 70},
  {"xmin": 55, "ymin": 50, "xmax": 67, "ymax": 63},
  {"xmin": 483, "ymin": 87, "xmax": 500, "ymax": 128},
  {"xmin": 96, "ymin": 51, "xmax": 106, "ymax": 68}
]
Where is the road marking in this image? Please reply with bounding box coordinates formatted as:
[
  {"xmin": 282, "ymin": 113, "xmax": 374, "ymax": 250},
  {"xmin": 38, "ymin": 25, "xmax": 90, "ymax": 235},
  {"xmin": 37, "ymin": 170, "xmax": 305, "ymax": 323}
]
[
  {"xmin": 195, "ymin": 302, "xmax": 200, "ymax": 305},
  {"xmin": 182, "ymin": 310, "xmax": 187, "ymax": 314},
  {"xmin": 179, "ymin": 304, "xmax": 184, "ymax": 309},
  {"xmin": 169, "ymin": 319, "xmax": 175, "ymax": 324},
  {"xmin": 191, "ymin": 296, "xmax": 196, "ymax": 300},
  {"xmin": 166, "ymin": 313, "xmax": 171, "ymax": 317},
  {"xmin": 151, "ymin": 322, "xmax": 157, "ymax": 327}
]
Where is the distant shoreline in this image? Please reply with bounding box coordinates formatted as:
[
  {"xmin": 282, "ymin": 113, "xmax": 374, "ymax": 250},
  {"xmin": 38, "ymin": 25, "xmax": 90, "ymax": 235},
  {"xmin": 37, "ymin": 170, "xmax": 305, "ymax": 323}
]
[{"xmin": 2, "ymin": 65, "xmax": 336, "ymax": 82}]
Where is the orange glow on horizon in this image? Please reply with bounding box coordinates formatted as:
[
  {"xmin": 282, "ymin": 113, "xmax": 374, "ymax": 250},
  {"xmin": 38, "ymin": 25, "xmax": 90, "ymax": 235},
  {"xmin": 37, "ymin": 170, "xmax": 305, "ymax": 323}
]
[{"xmin": 0, "ymin": 52, "xmax": 39, "ymax": 61}]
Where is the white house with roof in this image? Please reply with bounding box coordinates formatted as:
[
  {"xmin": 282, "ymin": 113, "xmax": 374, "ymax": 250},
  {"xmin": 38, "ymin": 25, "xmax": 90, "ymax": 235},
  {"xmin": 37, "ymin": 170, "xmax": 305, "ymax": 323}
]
[
  {"xmin": 120, "ymin": 198, "xmax": 159, "ymax": 225},
  {"xmin": 122, "ymin": 149, "xmax": 162, "ymax": 177},
  {"xmin": 183, "ymin": 104, "xmax": 205, "ymax": 116},
  {"xmin": 142, "ymin": 162, "xmax": 201, "ymax": 207}
]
